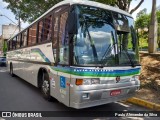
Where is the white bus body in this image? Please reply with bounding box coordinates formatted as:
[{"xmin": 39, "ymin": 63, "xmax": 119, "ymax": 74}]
[{"xmin": 7, "ymin": 0, "xmax": 141, "ymax": 109}]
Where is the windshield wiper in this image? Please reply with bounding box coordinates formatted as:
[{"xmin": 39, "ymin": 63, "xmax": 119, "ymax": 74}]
[
  {"xmin": 100, "ymin": 31, "xmax": 116, "ymax": 66},
  {"xmin": 85, "ymin": 27, "xmax": 98, "ymax": 62},
  {"xmin": 80, "ymin": 15, "xmax": 98, "ymax": 62},
  {"xmin": 125, "ymin": 50, "xmax": 135, "ymax": 67},
  {"xmin": 100, "ymin": 44, "xmax": 112, "ymax": 64}
]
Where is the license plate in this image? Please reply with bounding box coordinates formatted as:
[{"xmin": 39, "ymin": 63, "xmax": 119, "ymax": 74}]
[{"xmin": 110, "ymin": 89, "xmax": 121, "ymax": 96}]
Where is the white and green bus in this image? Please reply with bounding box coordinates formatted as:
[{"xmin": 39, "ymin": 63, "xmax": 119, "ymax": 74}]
[{"xmin": 7, "ymin": 0, "xmax": 141, "ymax": 109}]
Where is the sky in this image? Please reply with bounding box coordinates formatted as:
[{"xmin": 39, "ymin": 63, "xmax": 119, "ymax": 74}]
[
  {"xmin": 0, "ymin": 0, "xmax": 29, "ymax": 36},
  {"xmin": 0, "ymin": 0, "xmax": 160, "ymax": 36}
]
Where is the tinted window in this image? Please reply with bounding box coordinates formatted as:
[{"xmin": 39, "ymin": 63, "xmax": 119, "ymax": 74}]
[
  {"xmin": 31, "ymin": 24, "xmax": 37, "ymax": 45},
  {"xmin": 113, "ymin": 13, "xmax": 139, "ymax": 65},
  {"xmin": 58, "ymin": 12, "xmax": 69, "ymax": 64},
  {"xmin": 38, "ymin": 20, "xmax": 43, "ymax": 43},
  {"xmin": 52, "ymin": 17, "xmax": 59, "ymax": 61},
  {"xmin": 21, "ymin": 30, "xmax": 28, "ymax": 47},
  {"xmin": 74, "ymin": 5, "xmax": 116, "ymax": 66},
  {"xmin": 38, "ymin": 14, "xmax": 52, "ymax": 42},
  {"xmin": 28, "ymin": 28, "xmax": 32, "ymax": 46},
  {"xmin": 53, "ymin": 17, "xmax": 59, "ymax": 48},
  {"xmin": 28, "ymin": 24, "xmax": 37, "ymax": 46}
]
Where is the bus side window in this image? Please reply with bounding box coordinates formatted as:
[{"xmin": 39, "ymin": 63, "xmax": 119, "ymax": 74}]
[
  {"xmin": 31, "ymin": 24, "xmax": 37, "ymax": 45},
  {"xmin": 38, "ymin": 20, "xmax": 43, "ymax": 43},
  {"xmin": 28, "ymin": 27, "xmax": 32, "ymax": 46},
  {"xmin": 28, "ymin": 24, "xmax": 37, "ymax": 46},
  {"xmin": 44, "ymin": 15, "xmax": 52, "ymax": 41},
  {"xmin": 22, "ymin": 30, "xmax": 28, "ymax": 47},
  {"xmin": 52, "ymin": 17, "xmax": 59, "ymax": 62},
  {"xmin": 38, "ymin": 14, "xmax": 52, "ymax": 42},
  {"xmin": 58, "ymin": 12, "xmax": 69, "ymax": 65}
]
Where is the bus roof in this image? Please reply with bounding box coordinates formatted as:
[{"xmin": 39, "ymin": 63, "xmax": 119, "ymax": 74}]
[{"xmin": 8, "ymin": 0, "xmax": 132, "ymax": 41}]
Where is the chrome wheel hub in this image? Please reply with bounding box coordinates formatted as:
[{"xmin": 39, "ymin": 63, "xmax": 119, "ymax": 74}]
[{"xmin": 42, "ymin": 80, "xmax": 49, "ymax": 95}]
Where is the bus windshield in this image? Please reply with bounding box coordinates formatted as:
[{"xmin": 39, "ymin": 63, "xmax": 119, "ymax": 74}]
[
  {"xmin": 113, "ymin": 12, "xmax": 139, "ymax": 66},
  {"xmin": 73, "ymin": 5, "xmax": 139, "ymax": 67}
]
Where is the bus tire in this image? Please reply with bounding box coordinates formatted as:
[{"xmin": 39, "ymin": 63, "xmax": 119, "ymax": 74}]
[
  {"xmin": 41, "ymin": 72, "xmax": 52, "ymax": 101},
  {"xmin": 10, "ymin": 64, "xmax": 14, "ymax": 77}
]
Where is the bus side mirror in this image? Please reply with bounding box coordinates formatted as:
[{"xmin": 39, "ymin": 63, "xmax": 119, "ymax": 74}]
[{"xmin": 67, "ymin": 12, "xmax": 78, "ymax": 34}]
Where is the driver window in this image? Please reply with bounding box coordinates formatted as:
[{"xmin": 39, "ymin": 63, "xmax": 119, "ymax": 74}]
[{"xmin": 58, "ymin": 12, "xmax": 69, "ymax": 65}]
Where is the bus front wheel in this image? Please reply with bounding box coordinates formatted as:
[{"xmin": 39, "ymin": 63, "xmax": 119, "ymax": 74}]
[{"xmin": 41, "ymin": 72, "xmax": 52, "ymax": 101}]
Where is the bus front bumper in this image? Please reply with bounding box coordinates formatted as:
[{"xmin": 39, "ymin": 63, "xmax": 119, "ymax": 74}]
[{"xmin": 70, "ymin": 85, "xmax": 140, "ymax": 109}]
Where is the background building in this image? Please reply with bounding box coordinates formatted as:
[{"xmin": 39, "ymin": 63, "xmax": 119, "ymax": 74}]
[
  {"xmin": 2, "ymin": 24, "xmax": 19, "ymax": 40},
  {"xmin": 0, "ymin": 24, "xmax": 19, "ymax": 56}
]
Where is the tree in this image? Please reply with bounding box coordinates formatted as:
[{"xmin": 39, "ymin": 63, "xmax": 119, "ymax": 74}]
[
  {"xmin": 136, "ymin": 8, "xmax": 147, "ymax": 18},
  {"xmin": 135, "ymin": 14, "xmax": 150, "ymax": 30},
  {"xmin": 94, "ymin": 0, "xmax": 144, "ymax": 13},
  {"xmin": 2, "ymin": 40, "xmax": 7, "ymax": 56},
  {"xmin": 3, "ymin": 0, "xmax": 144, "ymax": 22},
  {"xmin": 135, "ymin": 14, "xmax": 150, "ymax": 47},
  {"xmin": 3, "ymin": 0, "xmax": 62, "ymax": 22},
  {"xmin": 135, "ymin": 10, "xmax": 160, "ymax": 49},
  {"xmin": 148, "ymin": 0, "xmax": 157, "ymax": 53},
  {"xmin": 157, "ymin": 11, "xmax": 160, "ymax": 48},
  {"xmin": 157, "ymin": 11, "xmax": 160, "ymax": 23}
]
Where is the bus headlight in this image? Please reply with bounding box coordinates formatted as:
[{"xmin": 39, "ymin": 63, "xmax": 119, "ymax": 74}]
[
  {"xmin": 91, "ymin": 78, "xmax": 100, "ymax": 84},
  {"xmin": 76, "ymin": 78, "xmax": 100, "ymax": 85},
  {"xmin": 83, "ymin": 78, "xmax": 100, "ymax": 85},
  {"xmin": 132, "ymin": 75, "xmax": 139, "ymax": 81},
  {"xmin": 83, "ymin": 79, "xmax": 92, "ymax": 85}
]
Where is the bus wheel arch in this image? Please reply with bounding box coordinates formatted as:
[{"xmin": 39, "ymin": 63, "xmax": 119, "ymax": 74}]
[{"xmin": 38, "ymin": 68, "xmax": 52, "ymax": 101}]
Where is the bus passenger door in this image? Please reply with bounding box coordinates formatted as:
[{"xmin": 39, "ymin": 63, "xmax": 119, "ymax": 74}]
[{"xmin": 51, "ymin": 6, "xmax": 70, "ymax": 107}]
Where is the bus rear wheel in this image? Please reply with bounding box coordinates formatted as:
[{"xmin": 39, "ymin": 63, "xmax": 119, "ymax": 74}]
[{"xmin": 41, "ymin": 72, "xmax": 52, "ymax": 101}]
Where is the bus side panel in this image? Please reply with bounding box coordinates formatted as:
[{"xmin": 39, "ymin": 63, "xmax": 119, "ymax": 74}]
[
  {"xmin": 13, "ymin": 50, "xmax": 24, "ymax": 79},
  {"xmin": 7, "ymin": 42, "xmax": 54, "ymax": 87},
  {"xmin": 50, "ymin": 67, "xmax": 70, "ymax": 107},
  {"xmin": 22, "ymin": 42, "xmax": 54, "ymax": 87}
]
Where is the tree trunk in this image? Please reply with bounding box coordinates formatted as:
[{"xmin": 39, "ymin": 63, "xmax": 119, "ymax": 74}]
[{"xmin": 148, "ymin": 0, "xmax": 158, "ymax": 53}]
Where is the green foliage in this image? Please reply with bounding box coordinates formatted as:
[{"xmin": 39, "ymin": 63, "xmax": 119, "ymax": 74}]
[
  {"xmin": 2, "ymin": 40, "xmax": 7, "ymax": 56},
  {"xmin": 135, "ymin": 10, "xmax": 160, "ymax": 48},
  {"xmin": 3, "ymin": 0, "xmax": 62, "ymax": 22},
  {"xmin": 94, "ymin": 0, "xmax": 117, "ymax": 5},
  {"xmin": 136, "ymin": 8, "xmax": 147, "ymax": 18},
  {"xmin": 139, "ymin": 38, "xmax": 148, "ymax": 49},
  {"xmin": 157, "ymin": 11, "xmax": 160, "ymax": 23},
  {"xmin": 135, "ymin": 14, "xmax": 150, "ymax": 29},
  {"xmin": 156, "ymin": 11, "xmax": 160, "ymax": 48},
  {"xmin": 94, "ymin": 0, "xmax": 132, "ymax": 11},
  {"xmin": 158, "ymin": 23, "xmax": 160, "ymax": 48},
  {"xmin": 135, "ymin": 11, "xmax": 160, "ymax": 30},
  {"xmin": 3, "ymin": 0, "xmax": 136, "ymax": 23}
]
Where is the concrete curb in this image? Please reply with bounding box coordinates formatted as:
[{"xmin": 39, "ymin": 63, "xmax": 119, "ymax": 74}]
[
  {"xmin": 125, "ymin": 97, "xmax": 160, "ymax": 111},
  {"xmin": 139, "ymin": 51, "xmax": 160, "ymax": 55}
]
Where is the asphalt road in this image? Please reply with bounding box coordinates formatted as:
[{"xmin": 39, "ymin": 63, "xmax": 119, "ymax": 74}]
[{"xmin": 0, "ymin": 67, "xmax": 158, "ymax": 120}]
